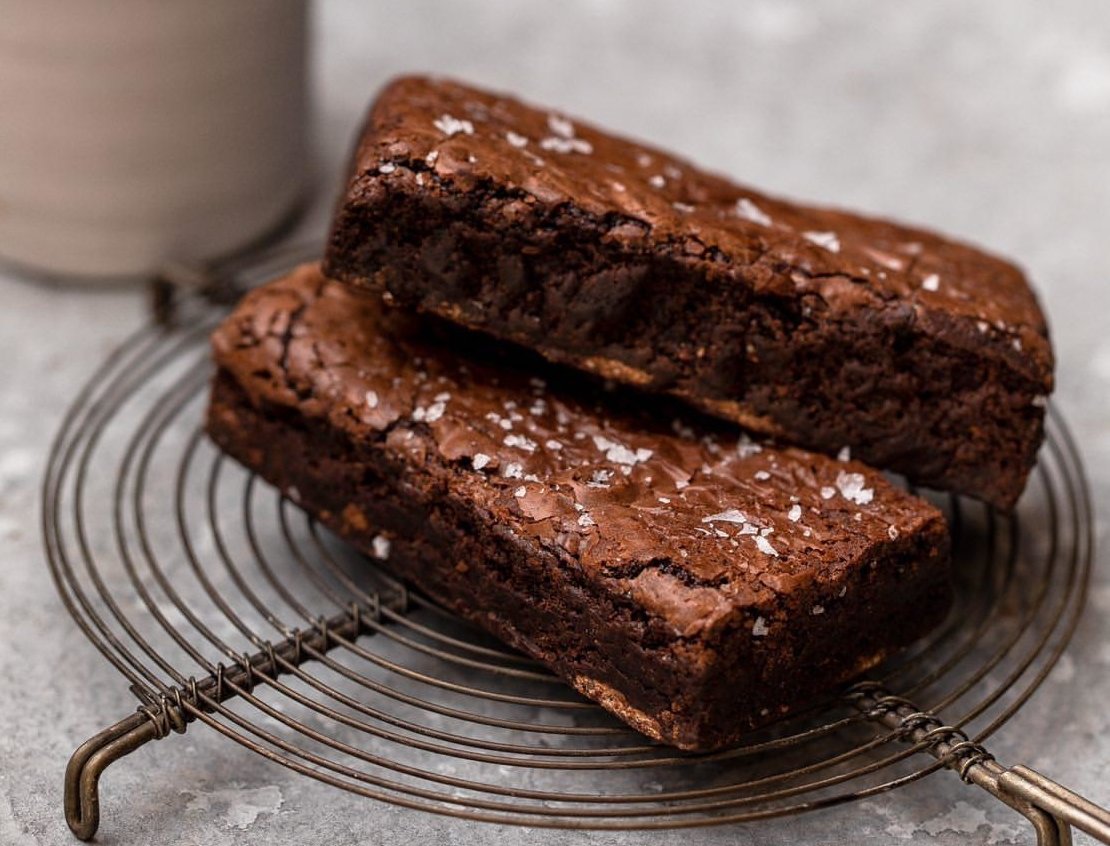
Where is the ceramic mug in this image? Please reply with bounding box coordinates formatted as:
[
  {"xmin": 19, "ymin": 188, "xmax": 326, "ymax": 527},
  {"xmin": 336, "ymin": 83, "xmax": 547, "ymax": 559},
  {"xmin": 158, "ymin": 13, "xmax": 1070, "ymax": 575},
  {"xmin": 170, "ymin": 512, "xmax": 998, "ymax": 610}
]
[{"xmin": 0, "ymin": 0, "xmax": 309, "ymax": 281}]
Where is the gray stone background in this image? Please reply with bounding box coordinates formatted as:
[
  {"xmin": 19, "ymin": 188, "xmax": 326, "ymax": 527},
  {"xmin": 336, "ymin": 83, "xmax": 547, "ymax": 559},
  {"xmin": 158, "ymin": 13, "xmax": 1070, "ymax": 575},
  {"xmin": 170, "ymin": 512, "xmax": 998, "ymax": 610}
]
[{"xmin": 2, "ymin": 1, "xmax": 1109, "ymax": 843}]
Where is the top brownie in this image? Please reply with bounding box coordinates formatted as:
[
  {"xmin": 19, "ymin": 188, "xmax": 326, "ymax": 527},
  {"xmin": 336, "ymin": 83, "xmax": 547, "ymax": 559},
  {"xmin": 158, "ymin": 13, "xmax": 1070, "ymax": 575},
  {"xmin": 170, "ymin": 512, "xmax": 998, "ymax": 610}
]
[{"xmin": 324, "ymin": 75, "xmax": 1054, "ymax": 510}]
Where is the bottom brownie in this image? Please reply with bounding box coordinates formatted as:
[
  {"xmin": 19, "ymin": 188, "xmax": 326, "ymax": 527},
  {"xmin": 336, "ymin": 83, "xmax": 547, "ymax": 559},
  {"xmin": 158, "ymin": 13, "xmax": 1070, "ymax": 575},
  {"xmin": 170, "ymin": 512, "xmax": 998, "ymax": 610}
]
[{"xmin": 206, "ymin": 265, "xmax": 952, "ymax": 750}]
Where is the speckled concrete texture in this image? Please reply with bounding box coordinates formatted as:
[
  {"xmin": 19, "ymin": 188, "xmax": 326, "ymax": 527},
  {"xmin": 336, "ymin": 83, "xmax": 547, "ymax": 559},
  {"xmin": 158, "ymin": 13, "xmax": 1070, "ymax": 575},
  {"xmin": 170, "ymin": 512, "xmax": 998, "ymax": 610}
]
[{"xmin": 2, "ymin": 1, "xmax": 1109, "ymax": 843}]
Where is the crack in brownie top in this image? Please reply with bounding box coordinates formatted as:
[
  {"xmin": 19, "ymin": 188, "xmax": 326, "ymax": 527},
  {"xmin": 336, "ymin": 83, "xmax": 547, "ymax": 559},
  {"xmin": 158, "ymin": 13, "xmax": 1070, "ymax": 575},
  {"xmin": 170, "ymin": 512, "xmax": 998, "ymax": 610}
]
[
  {"xmin": 213, "ymin": 264, "xmax": 945, "ymax": 636},
  {"xmin": 341, "ymin": 75, "xmax": 1050, "ymax": 374}
]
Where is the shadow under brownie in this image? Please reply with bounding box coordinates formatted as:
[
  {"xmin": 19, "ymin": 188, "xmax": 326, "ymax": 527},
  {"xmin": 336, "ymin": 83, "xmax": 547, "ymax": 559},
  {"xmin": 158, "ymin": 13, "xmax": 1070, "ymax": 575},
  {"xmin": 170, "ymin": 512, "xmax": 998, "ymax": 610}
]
[{"xmin": 206, "ymin": 263, "xmax": 952, "ymax": 751}]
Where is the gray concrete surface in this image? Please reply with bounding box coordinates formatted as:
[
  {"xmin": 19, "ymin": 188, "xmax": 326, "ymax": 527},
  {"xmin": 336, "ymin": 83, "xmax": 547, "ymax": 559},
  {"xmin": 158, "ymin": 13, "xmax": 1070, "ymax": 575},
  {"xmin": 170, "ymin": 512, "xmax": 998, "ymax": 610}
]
[{"xmin": 2, "ymin": 1, "xmax": 1109, "ymax": 843}]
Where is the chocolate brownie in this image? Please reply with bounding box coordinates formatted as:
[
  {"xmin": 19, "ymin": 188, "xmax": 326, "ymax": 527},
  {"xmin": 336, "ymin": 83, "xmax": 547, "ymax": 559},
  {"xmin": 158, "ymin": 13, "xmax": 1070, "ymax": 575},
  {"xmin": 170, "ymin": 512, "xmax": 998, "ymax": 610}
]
[
  {"xmin": 324, "ymin": 75, "xmax": 1053, "ymax": 510},
  {"xmin": 206, "ymin": 263, "xmax": 952, "ymax": 751}
]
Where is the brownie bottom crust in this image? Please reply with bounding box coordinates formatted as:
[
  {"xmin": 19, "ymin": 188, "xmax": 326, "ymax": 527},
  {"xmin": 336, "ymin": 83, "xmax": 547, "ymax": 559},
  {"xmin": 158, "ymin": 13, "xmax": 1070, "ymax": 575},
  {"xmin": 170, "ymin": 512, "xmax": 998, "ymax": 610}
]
[{"xmin": 207, "ymin": 372, "xmax": 952, "ymax": 751}]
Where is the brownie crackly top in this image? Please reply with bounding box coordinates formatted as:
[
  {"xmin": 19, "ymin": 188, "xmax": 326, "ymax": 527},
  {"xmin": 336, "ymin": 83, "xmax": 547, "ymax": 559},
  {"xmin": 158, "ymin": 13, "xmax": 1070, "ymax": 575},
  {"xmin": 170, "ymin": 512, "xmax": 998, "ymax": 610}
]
[
  {"xmin": 332, "ymin": 75, "xmax": 1051, "ymax": 384},
  {"xmin": 214, "ymin": 264, "xmax": 947, "ymax": 640}
]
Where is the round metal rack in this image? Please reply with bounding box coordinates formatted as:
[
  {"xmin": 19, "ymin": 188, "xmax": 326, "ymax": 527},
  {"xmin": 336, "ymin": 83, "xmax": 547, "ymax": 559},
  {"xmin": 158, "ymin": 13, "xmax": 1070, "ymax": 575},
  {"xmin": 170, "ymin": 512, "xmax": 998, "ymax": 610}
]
[{"xmin": 44, "ymin": 245, "xmax": 1107, "ymax": 843}]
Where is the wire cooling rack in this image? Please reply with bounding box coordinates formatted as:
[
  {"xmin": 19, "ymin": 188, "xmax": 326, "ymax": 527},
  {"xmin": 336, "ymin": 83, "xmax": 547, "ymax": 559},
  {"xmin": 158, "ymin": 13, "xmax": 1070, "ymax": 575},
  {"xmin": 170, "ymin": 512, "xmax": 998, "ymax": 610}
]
[{"xmin": 44, "ymin": 244, "xmax": 1108, "ymax": 844}]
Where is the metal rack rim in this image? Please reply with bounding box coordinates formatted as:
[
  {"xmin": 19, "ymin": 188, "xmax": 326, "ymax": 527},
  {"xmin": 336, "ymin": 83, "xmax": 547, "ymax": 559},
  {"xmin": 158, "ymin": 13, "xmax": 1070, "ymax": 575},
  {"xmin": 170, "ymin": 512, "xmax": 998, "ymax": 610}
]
[{"xmin": 44, "ymin": 248, "xmax": 1104, "ymax": 843}]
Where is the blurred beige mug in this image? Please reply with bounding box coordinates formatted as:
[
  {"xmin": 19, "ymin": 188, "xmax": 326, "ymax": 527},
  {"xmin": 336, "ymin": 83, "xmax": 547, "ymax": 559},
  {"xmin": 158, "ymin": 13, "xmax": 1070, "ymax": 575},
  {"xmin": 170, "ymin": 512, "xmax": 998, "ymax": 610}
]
[{"xmin": 0, "ymin": 0, "xmax": 309, "ymax": 281}]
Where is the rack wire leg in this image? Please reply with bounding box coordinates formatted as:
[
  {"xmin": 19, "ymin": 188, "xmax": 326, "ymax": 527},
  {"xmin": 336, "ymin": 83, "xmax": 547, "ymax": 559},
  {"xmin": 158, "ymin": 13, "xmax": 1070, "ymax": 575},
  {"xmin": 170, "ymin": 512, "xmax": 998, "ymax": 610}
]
[
  {"xmin": 61, "ymin": 600, "xmax": 385, "ymax": 840},
  {"xmin": 849, "ymin": 681, "xmax": 1110, "ymax": 846},
  {"xmin": 997, "ymin": 766, "xmax": 1110, "ymax": 844},
  {"xmin": 64, "ymin": 713, "xmax": 163, "ymax": 840}
]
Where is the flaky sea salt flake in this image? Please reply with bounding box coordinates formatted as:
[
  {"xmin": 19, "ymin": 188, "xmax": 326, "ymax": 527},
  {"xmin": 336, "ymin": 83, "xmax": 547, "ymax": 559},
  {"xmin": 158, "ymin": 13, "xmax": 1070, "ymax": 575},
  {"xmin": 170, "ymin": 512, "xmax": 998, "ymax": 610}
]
[
  {"xmin": 803, "ymin": 230, "xmax": 841, "ymax": 253},
  {"xmin": 371, "ymin": 535, "xmax": 391, "ymax": 560},
  {"xmin": 504, "ymin": 433, "xmax": 537, "ymax": 452},
  {"xmin": 703, "ymin": 509, "xmax": 748, "ymax": 525},
  {"xmin": 836, "ymin": 471, "xmax": 874, "ymax": 505},
  {"xmin": 547, "ymin": 114, "xmax": 575, "ymax": 138},
  {"xmin": 736, "ymin": 434, "xmax": 763, "ymax": 459},
  {"xmin": 433, "ymin": 114, "xmax": 474, "ymax": 137},
  {"xmin": 540, "ymin": 136, "xmax": 593, "ymax": 154},
  {"xmin": 671, "ymin": 419, "xmax": 695, "ymax": 439},
  {"xmin": 423, "ymin": 401, "xmax": 446, "ymax": 423},
  {"xmin": 606, "ymin": 444, "xmax": 641, "ymax": 465},
  {"xmin": 735, "ymin": 197, "xmax": 772, "ymax": 226},
  {"xmin": 589, "ymin": 469, "xmax": 613, "ymax": 487}
]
